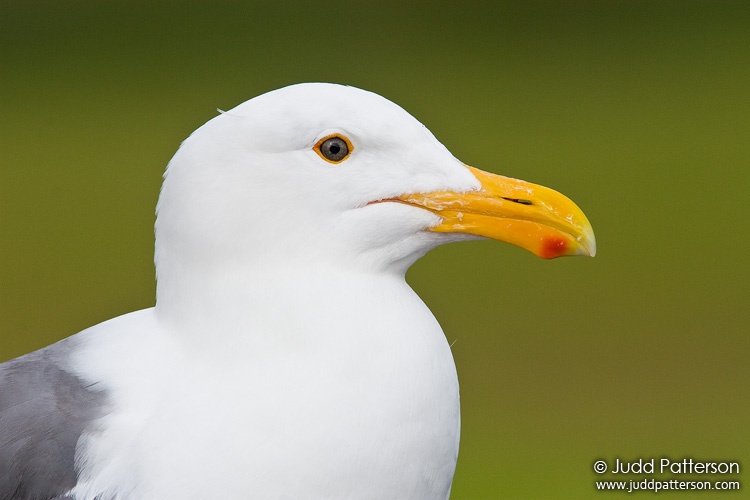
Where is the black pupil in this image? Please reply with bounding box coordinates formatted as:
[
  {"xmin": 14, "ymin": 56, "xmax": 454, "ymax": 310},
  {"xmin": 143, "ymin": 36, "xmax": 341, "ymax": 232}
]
[{"xmin": 322, "ymin": 137, "xmax": 348, "ymax": 161}]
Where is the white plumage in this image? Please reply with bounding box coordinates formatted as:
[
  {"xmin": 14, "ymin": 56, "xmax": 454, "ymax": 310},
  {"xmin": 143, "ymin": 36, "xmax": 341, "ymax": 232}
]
[{"xmin": 0, "ymin": 83, "xmax": 594, "ymax": 500}]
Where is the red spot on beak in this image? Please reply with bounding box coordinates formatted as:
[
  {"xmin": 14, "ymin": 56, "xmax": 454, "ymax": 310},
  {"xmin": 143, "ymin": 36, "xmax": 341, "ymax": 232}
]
[{"xmin": 540, "ymin": 237, "xmax": 568, "ymax": 259}]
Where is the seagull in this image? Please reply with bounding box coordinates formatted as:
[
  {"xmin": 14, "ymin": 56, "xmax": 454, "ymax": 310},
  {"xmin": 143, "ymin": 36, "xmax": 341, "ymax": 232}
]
[{"xmin": 0, "ymin": 83, "xmax": 595, "ymax": 500}]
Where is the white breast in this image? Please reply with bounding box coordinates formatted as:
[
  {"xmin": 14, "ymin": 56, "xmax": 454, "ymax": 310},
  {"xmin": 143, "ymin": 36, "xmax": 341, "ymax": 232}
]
[{"xmin": 68, "ymin": 272, "xmax": 460, "ymax": 500}]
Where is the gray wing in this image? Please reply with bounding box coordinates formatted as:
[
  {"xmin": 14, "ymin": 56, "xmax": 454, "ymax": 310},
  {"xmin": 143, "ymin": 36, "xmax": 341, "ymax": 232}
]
[{"xmin": 0, "ymin": 339, "xmax": 107, "ymax": 500}]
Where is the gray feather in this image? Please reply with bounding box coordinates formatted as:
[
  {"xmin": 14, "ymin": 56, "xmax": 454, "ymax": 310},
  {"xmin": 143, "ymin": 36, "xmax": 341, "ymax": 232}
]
[{"xmin": 0, "ymin": 339, "xmax": 107, "ymax": 500}]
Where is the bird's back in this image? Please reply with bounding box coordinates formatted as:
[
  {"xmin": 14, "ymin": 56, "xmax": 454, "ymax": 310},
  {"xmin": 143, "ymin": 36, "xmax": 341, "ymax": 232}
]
[{"xmin": 0, "ymin": 340, "xmax": 105, "ymax": 500}]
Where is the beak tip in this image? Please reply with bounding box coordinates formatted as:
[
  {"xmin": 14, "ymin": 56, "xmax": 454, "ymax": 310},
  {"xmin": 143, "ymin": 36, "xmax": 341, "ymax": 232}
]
[{"xmin": 581, "ymin": 227, "xmax": 596, "ymax": 257}]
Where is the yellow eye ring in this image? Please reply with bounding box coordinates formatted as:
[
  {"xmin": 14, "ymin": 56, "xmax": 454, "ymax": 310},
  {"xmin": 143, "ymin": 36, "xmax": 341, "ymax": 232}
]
[{"xmin": 314, "ymin": 134, "xmax": 354, "ymax": 164}]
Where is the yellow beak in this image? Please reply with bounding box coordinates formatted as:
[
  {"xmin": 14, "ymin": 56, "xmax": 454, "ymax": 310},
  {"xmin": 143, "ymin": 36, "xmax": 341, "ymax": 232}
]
[{"xmin": 396, "ymin": 166, "xmax": 596, "ymax": 259}]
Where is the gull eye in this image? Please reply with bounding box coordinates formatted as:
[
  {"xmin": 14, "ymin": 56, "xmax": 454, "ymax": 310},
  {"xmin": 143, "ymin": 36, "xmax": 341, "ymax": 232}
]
[{"xmin": 314, "ymin": 134, "xmax": 353, "ymax": 163}]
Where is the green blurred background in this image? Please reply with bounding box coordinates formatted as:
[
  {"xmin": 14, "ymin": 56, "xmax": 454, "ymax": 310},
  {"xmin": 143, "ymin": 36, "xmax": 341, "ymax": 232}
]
[{"xmin": 1, "ymin": 1, "xmax": 748, "ymax": 498}]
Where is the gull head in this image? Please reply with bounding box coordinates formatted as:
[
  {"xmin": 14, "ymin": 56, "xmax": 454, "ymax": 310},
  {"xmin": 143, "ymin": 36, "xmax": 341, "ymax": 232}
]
[{"xmin": 155, "ymin": 83, "xmax": 595, "ymax": 286}]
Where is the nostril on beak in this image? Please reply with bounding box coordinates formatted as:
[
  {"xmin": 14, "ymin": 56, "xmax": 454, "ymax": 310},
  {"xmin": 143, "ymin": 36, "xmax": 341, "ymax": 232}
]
[{"xmin": 501, "ymin": 197, "xmax": 533, "ymax": 206}]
